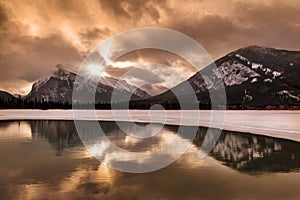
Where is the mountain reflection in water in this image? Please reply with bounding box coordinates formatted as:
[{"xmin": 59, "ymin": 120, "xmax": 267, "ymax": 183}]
[
  {"xmin": 26, "ymin": 120, "xmax": 300, "ymax": 173},
  {"xmin": 1, "ymin": 120, "xmax": 300, "ymax": 199}
]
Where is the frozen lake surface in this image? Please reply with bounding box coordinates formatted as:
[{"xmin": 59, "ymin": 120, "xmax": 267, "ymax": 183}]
[{"xmin": 1, "ymin": 109, "xmax": 300, "ymax": 142}]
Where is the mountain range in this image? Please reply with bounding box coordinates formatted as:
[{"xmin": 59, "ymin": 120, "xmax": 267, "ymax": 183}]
[
  {"xmin": 144, "ymin": 45, "xmax": 300, "ymax": 109},
  {"xmin": 1, "ymin": 45, "xmax": 300, "ymax": 109}
]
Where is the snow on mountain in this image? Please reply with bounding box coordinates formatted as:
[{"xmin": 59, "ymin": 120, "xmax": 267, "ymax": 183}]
[
  {"xmin": 146, "ymin": 45, "xmax": 300, "ymax": 109},
  {"xmin": 26, "ymin": 65, "xmax": 150, "ymax": 103},
  {"xmin": 216, "ymin": 60, "xmax": 260, "ymax": 86},
  {"xmin": 99, "ymin": 76, "xmax": 149, "ymax": 98},
  {"xmin": 278, "ymin": 90, "xmax": 300, "ymax": 101},
  {"xmin": 208, "ymin": 46, "xmax": 300, "ymax": 107}
]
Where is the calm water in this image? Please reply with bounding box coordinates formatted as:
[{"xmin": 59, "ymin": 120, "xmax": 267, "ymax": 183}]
[{"xmin": 1, "ymin": 121, "xmax": 300, "ymax": 199}]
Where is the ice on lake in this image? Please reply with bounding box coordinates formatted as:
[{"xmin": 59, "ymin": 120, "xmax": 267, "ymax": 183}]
[{"xmin": 1, "ymin": 110, "xmax": 300, "ymax": 142}]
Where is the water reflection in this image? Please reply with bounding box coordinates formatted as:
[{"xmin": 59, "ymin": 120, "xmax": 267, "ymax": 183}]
[
  {"xmin": 1, "ymin": 121, "xmax": 300, "ymax": 199},
  {"xmin": 192, "ymin": 127, "xmax": 300, "ymax": 173},
  {"xmin": 29, "ymin": 120, "xmax": 82, "ymax": 156},
  {"xmin": 25, "ymin": 120, "xmax": 300, "ymax": 173},
  {"xmin": 0, "ymin": 121, "xmax": 31, "ymax": 139}
]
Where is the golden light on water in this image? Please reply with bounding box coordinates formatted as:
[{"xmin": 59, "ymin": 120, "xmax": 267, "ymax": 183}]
[
  {"xmin": 88, "ymin": 141, "xmax": 109, "ymax": 158},
  {"xmin": 0, "ymin": 122, "xmax": 32, "ymax": 139}
]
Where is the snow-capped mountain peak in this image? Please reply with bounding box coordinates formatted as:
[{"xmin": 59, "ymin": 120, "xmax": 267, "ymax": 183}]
[{"xmin": 26, "ymin": 64, "xmax": 150, "ymax": 103}]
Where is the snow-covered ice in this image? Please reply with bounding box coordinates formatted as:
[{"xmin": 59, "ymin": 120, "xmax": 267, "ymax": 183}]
[{"xmin": 1, "ymin": 110, "xmax": 300, "ymax": 142}]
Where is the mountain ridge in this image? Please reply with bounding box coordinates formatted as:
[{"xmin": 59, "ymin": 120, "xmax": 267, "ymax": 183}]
[
  {"xmin": 139, "ymin": 45, "xmax": 300, "ymax": 109},
  {"xmin": 25, "ymin": 64, "xmax": 150, "ymax": 104},
  {"xmin": 1, "ymin": 45, "xmax": 300, "ymax": 109}
]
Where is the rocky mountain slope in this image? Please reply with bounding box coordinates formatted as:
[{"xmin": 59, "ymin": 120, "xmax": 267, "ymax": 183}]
[
  {"xmin": 25, "ymin": 65, "xmax": 150, "ymax": 104},
  {"xmin": 149, "ymin": 46, "xmax": 300, "ymax": 109}
]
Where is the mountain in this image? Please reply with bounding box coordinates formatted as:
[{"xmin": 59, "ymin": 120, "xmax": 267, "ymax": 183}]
[
  {"xmin": 0, "ymin": 90, "xmax": 18, "ymax": 108},
  {"xmin": 25, "ymin": 65, "xmax": 150, "ymax": 104},
  {"xmin": 0, "ymin": 90, "xmax": 15, "ymax": 101},
  {"xmin": 147, "ymin": 45, "xmax": 300, "ymax": 109}
]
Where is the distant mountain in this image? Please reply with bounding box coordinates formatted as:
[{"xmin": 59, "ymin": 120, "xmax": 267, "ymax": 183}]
[
  {"xmin": 25, "ymin": 65, "xmax": 150, "ymax": 104},
  {"xmin": 147, "ymin": 46, "xmax": 300, "ymax": 109},
  {"xmin": 0, "ymin": 90, "xmax": 18, "ymax": 108},
  {"xmin": 0, "ymin": 90, "xmax": 15, "ymax": 101}
]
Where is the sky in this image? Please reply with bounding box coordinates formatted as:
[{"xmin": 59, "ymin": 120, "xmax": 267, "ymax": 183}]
[{"xmin": 1, "ymin": 0, "xmax": 300, "ymax": 95}]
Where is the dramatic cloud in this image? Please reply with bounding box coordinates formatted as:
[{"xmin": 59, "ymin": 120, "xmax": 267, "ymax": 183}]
[
  {"xmin": 0, "ymin": 0, "xmax": 300, "ymax": 95},
  {"xmin": 0, "ymin": 34, "xmax": 82, "ymax": 93},
  {"xmin": 0, "ymin": 3, "xmax": 7, "ymax": 26},
  {"xmin": 140, "ymin": 84, "xmax": 169, "ymax": 96},
  {"xmin": 97, "ymin": 0, "xmax": 169, "ymax": 22}
]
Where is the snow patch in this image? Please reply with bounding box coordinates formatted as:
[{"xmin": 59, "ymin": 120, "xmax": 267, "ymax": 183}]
[
  {"xmin": 264, "ymin": 68, "xmax": 272, "ymax": 73},
  {"xmin": 235, "ymin": 54, "xmax": 251, "ymax": 65},
  {"xmin": 252, "ymin": 63, "xmax": 263, "ymax": 69},
  {"xmin": 251, "ymin": 78, "xmax": 258, "ymax": 83},
  {"xmin": 217, "ymin": 61, "xmax": 260, "ymax": 86},
  {"xmin": 279, "ymin": 90, "xmax": 300, "ymax": 101},
  {"xmin": 272, "ymin": 71, "xmax": 281, "ymax": 79},
  {"xmin": 264, "ymin": 78, "xmax": 272, "ymax": 83},
  {"xmin": 32, "ymin": 77, "xmax": 51, "ymax": 92},
  {"xmin": 202, "ymin": 75, "xmax": 214, "ymax": 89},
  {"xmin": 245, "ymin": 94, "xmax": 253, "ymax": 101}
]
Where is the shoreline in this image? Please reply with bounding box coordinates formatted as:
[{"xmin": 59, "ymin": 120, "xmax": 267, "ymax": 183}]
[{"xmin": 1, "ymin": 109, "xmax": 300, "ymax": 142}]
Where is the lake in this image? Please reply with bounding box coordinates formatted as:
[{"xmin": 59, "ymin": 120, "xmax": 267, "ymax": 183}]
[{"xmin": 1, "ymin": 120, "xmax": 300, "ymax": 199}]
